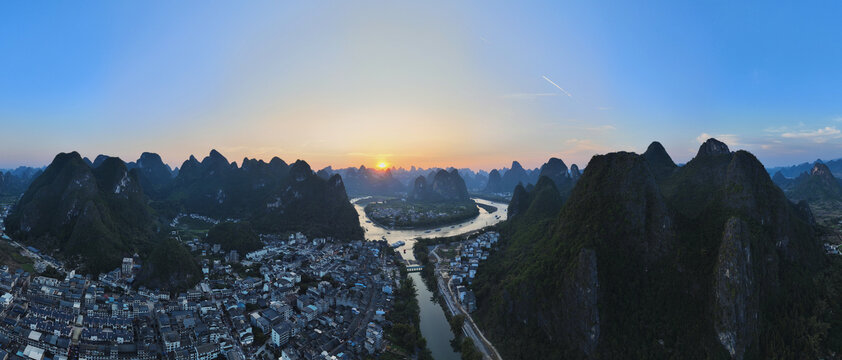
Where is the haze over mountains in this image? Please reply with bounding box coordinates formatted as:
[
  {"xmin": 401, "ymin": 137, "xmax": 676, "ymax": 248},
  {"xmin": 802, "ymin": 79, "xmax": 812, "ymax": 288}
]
[
  {"xmin": 3, "ymin": 138, "xmax": 842, "ymax": 357},
  {"xmin": 773, "ymin": 163, "xmax": 842, "ymax": 203},
  {"xmin": 0, "ymin": 166, "xmax": 42, "ymax": 197},
  {"xmin": 767, "ymin": 158, "xmax": 842, "ymax": 179}
]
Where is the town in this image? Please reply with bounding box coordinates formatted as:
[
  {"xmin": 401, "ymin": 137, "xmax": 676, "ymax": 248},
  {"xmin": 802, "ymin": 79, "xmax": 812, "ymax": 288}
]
[{"xmin": 0, "ymin": 228, "xmax": 411, "ymax": 360}]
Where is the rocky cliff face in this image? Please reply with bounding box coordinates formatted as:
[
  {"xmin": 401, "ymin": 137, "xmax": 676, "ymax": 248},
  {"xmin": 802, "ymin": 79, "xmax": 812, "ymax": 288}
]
[
  {"xmin": 5, "ymin": 152, "xmax": 157, "ymax": 274},
  {"xmin": 562, "ymin": 248, "xmax": 600, "ymax": 357},
  {"xmin": 713, "ymin": 218, "xmax": 757, "ymax": 360},
  {"xmin": 697, "ymin": 138, "xmax": 731, "ymax": 157},
  {"xmin": 474, "ymin": 138, "xmax": 825, "ymax": 359}
]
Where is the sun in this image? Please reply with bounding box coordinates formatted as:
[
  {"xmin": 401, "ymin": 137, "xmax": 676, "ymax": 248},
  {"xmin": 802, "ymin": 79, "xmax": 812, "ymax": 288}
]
[{"xmin": 377, "ymin": 162, "xmax": 388, "ymax": 169}]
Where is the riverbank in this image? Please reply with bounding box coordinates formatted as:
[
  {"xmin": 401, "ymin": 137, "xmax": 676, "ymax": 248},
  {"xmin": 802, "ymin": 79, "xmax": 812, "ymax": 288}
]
[
  {"xmin": 468, "ymin": 192, "xmax": 511, "ymax": 204},
  {"xmin": 365, "ymin": 199, "xmax": 479, "ymax": 229},
  {"xmin": 413, "ymin": 232, "xmax": 501, "ymax": 360},
  {"xmin": 475, "ymin": 202, "xmax": 497, "ymax": 214},
  {"xmin": 382, "ymin": 248, "xmax": 434, "ymax": 360},
  {"xmin": 353, "ymin": 196, "xmax": 507, "ymax": 358}
]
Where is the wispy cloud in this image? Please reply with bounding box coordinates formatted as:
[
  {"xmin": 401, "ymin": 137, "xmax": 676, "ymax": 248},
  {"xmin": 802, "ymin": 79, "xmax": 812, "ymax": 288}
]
[
  {"xmin": 346, "ymin": 152, "xmax": 396, "ymax": 157},
  {"xmin": 542, "ymin": 76, "xmax": 572, "ymax": 97},
  {"xmin": 500, "ymin": 92, "xmax": 559, "ymax": 99},
  {"xmin": 696, "ymin": 132, "xmax": 740, "ymax": 146},
  {"xmin": 586, "ymin": 125, "xmax": 616, "ymax": 132},
  {"xmin": 781, "ymin": 126, "xmax": 841, "ymax": 142},
  {"xmin": 763, "ymin": 126, "xmax": 789, "ymax": 133}
]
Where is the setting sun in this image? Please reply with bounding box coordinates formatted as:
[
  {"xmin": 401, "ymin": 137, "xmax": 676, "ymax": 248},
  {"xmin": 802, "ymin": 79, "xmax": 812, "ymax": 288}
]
[{"xmin": 377, "ymin": 162, "xmax": 388, "ymax": 169}]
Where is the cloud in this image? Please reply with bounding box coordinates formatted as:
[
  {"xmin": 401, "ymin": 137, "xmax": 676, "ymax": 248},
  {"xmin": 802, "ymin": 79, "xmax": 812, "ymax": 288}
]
[
  {"xmin": 346, "ymin": 152, "xmax": 396, "ymax": 157},
  {"xmin": 763, "ymin": 126, "xmax": 789, "ymax": 133},
  {"xmin": 781, "ymin": 126, "xmax": 841, "ymax": 142},
  {"xmin": 501, "ymin": 92, "xmax": 559, "ymax": 99},
  {"xmin": 696, "ymin": 133, "xmax": 740, "ymax": 146},
  {"xmin": 542, "ymin": 76, "xmax": 572, "ymax": 97},
  {"xmin": 585, "ymin": 125, "xmax": 616, "ymax": 132}
]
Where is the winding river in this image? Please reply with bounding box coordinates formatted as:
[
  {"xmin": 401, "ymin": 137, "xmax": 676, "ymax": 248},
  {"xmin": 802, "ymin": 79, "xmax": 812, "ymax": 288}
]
[
  {"xmin": 352, "ymin": 197, "xmax": 508, "ymax": 360},
  {"xmin": 353, "ymin": 197, "xmax": 508, "ymax": 261}
]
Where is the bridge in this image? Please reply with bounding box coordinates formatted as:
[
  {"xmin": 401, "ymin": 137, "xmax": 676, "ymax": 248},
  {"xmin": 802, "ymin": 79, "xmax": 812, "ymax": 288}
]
[{"xmin": 406, "ymin": 265, "xmax": 423, "ymax": 273}]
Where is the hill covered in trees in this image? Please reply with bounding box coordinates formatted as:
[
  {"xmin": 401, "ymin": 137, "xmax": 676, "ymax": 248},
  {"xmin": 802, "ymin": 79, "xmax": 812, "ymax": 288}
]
[{"xmin": 473, "ymin": 139, "xmax": 836, "ymax": 359}]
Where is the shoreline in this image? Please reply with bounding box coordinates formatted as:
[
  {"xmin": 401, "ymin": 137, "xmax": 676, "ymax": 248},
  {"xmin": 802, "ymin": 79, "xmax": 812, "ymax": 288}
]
[{"xmin": 363, "ymin": 199, "xmax": 482, "ymax": 231}]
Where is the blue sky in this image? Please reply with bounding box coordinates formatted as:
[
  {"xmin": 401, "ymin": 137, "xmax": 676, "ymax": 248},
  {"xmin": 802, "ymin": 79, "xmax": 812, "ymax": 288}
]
[{"xmin": 2, "ymin": 1, "xmax": 841, "ymax": 170}]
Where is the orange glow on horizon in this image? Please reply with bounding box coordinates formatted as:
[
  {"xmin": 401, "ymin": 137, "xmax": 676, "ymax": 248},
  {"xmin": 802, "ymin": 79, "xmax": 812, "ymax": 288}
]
[{"xmin": 377, "ymin": 162, "xmax": 388, "ymax": 169}]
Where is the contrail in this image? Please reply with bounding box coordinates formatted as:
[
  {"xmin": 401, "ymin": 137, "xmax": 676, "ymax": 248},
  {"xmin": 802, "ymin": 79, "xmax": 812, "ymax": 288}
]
[{"xmin": 542, "ymin": 75, "xmax": 572, "ymax": 97}]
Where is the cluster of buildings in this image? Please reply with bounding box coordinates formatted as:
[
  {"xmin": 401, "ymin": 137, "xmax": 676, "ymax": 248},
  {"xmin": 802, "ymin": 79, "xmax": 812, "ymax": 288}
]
[
  {"xmin": 443, "ymin": 231, "xmax": 499, "ymax": 313},
  {"xmin": 0, "ymin": 232, "xmax": 407, "ymax": 360},
  {"xmin": 0, "ymin": 204, "xmax": 9, "ymax": 238}
]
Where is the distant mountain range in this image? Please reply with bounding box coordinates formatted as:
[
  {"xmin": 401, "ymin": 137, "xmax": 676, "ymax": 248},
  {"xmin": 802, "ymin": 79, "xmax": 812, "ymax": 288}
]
[
  {"xmin": 0, "ymin": 166, "xmax": 43, "ymax": 197},
  {"xmin": 766, "ymin": 158, "xmax": 842, "ymax": 179},
  {"xmin": 474, "ymin": 138, "xmax": 830, "ymax": 358},
  {"xmin": 773, "ymin": 163, "xmax": 842, "ymax": 202},
  {"xmin": 316, "ymin": 157, "xmax": 589, "ymax": 198}
]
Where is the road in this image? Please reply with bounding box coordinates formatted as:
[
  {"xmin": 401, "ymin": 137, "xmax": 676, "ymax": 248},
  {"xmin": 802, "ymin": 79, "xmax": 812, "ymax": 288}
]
[{"xmin": 430, "ymin": 246, "xmax": 502, "ymax": 360}]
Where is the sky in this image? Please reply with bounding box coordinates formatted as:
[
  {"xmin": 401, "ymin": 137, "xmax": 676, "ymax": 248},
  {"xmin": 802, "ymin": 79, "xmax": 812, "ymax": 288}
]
[{"xmin": 2, "ymin": 1, "xmax": 842, "ymax": 170}]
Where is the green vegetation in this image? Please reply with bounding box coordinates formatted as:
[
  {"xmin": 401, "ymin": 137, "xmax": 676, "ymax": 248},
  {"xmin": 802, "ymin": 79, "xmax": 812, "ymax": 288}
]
[
  {"xmin": 352, "ymin": 195, "xmax": 397, "ymax": 207},
  {"xmin": 472, "ymin": 142, "xmax": 840, "ymax": 359},
  {"xmin": 5, "ymin": 153, "xmax": 159, "ymax": 274},
  {"xmin": 0, "ymin": 241, "xmax": 34, "ymax": 272},
  {"xmin": 165, "ymin": 155, "xmax": 364, "ymax": 240},
  {"xmin": 136, "ymin": 237, "xmax": 202, "ymax": 294},
  {"xmin": 39, "ymin": 266, "xmax": 64, "ymax": 279},
  {"xmin": 384, "ymin": 261, "xmax": 433, "ymax": 360},
  {"xmin": 365, "ymin": 199, "xmax": 479, "ymax": 229},
  {"xmin": 411, "ymin": 234, "xmax": 491, "ymax": 360},
  {"xmin": 4, "ymin": 150, "xmax": 363, "ymax": 292},
  {"xmin": 206, "ymin": 222, "xmax": 263, "ymax": 254},
  {"xmin": 446, "ymin": 315, "xmax": 481, "ymax": 360},
  {"xmin": 252, "ymin": 327, "xmax": 268, "ymax": 346}
]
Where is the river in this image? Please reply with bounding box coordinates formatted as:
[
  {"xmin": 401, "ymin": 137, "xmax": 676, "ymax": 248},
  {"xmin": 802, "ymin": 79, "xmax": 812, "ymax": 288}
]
[
  {"xmin": 353, "ymin": 197, "xmax": 508, "ymax": 261},
  {"xmin": 352, "ymin": 197, "xmax": 508, "ymax": 360}
]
